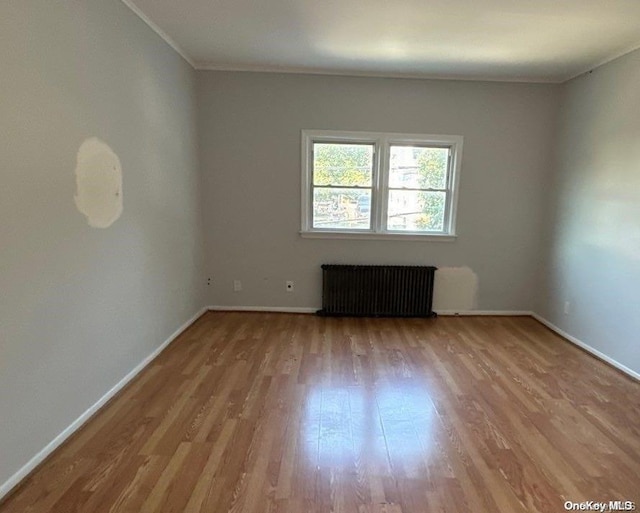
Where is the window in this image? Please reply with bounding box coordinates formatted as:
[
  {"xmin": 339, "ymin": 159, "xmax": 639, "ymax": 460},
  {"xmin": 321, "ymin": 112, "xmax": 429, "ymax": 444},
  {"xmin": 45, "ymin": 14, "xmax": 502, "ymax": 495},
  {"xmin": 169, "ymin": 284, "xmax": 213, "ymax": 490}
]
[{"xmin": 301, "ymin": 130, "xmax": 463, "ymax": 240}]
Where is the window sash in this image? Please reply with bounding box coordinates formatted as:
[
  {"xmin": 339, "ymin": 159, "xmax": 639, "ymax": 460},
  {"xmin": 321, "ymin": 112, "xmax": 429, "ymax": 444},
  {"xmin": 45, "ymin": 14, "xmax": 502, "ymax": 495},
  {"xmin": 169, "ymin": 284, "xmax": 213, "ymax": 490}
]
[
  {"xmin": 382, "ymin": 144, "xmax": 453, "ymax": 234},
  {"xmin": 311, "ymin": 185, "xmax": 374, "ymax": 230},
  {"xmin": 385, "ymin": 190, "xmax": 449, "ymax": 233},
  {"xmin": 310, "ymin": 140, "xmax": 377, "ymax": 231},
  {"xmin": 387, "ymin": 187, "xmax": 448, "ymax": 192},
  {"xmin": 311, "ymin": 144, "xmax": 375, "ymax": 187}
]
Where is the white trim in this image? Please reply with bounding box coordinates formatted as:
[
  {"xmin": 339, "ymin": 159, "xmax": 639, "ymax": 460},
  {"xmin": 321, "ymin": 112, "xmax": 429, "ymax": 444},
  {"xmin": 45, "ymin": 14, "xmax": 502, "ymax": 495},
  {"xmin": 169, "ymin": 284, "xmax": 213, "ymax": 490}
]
[
  {"xmin": 301, "ymin": 130, "xmax": 463, "ymax": 239},
  {"xmin": 120, "ymin": 0, "xmax": 196, "ymax": 68},
  {"xmin": 300, "ymin": 231, "xmax": 456, "ymax": 242},
  {"xmin": 208, "ymin": 306, "xmax": 531, "ymax": 316},
  {"xmin": 437, "ymin": 310, "xmax": 532, "ymax": 316},
  {"xmin": 195, "ymin": 63, "xmax": 560, "ymax": 84},
  {"xmin": 531, "ymin": 313, "xmax": 640, "ymax": 381},
  {"xmin": 0, "ymin": 307, "xmax": 207, "ymax": 501},
  {"xmin": 562, "ymin": 42, "xmax": 640, "ymax": 83},
  {"xmin": 208, "ymin": 305, "xmax": 317, "ymax": 314}
]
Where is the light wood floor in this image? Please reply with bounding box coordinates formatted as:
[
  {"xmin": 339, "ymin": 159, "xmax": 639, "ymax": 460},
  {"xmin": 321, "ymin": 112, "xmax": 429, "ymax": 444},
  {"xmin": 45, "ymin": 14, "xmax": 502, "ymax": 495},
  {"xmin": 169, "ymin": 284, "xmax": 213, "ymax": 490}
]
[{"xmin": 2, "ymin": 312, "xmax": 639, "ymax": 512}]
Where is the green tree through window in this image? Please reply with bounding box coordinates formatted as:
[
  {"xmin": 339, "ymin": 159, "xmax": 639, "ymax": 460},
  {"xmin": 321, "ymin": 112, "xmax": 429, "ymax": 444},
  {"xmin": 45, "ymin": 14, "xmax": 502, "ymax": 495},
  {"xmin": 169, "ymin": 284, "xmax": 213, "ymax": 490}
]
[{"xmin": 302, "ymin": 130, "xmax": 462, "ymax": 237}]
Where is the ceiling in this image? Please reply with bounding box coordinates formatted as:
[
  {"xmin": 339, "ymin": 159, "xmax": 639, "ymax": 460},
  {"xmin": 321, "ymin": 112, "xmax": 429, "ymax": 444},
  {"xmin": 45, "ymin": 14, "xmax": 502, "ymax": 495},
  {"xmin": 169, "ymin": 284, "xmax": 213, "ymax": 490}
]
[{"xmin": 123, "ymin": 0, "xmax": 640, "ymax": 82}]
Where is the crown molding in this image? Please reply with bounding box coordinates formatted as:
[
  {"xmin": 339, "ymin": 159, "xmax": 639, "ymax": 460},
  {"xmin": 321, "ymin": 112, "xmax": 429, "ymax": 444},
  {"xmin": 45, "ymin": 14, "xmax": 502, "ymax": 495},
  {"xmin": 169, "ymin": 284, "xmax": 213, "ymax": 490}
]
[
  {"xmin": 562, "ymin": 42, "xmax": 640, "ymax": 83},
  {"xmin": 120, "ymin": 0, "xmax": 196, "ymax": 68},
  {"xmin": 194, "ymin": 62, "xmax": 561, "ymax": 84}
]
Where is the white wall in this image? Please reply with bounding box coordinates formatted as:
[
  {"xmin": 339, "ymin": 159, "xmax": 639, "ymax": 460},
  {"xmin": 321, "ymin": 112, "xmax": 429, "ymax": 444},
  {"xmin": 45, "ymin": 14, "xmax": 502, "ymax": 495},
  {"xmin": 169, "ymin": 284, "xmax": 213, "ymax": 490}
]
[
  {"xmin": 0, "ymin": 0, "xmax": 204, "ymax": 490},
  {"xmin": 537, "ymin": 49, "xmax": 640, "ymax": 376},
  {"xmin": 198, "ymin": 71, "xmax": 559, "ymax": 311}
]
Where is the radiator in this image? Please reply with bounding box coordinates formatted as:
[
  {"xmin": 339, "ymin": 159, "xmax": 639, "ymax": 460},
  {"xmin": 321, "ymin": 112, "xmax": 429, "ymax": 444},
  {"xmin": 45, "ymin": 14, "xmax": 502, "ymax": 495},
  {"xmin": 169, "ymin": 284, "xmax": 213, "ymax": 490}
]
[{"xmin": 318, "ymin": 264, "xmax": 437, "ymax": 318}]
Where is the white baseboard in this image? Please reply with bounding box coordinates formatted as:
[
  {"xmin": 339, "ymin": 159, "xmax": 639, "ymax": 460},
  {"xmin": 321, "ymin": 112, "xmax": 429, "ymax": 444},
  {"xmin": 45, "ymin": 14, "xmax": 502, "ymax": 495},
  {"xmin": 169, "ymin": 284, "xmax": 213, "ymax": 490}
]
[
  {"xmin": 436, "ymin": 310, "xmax": 533, "ymax": 316},
  {"xmin": 0, "ymin": 307, "xmax": 208, "ymax": 502},
  {"xmin": 208, "ymin": 305, "xmax": 318, "ymax": 314},
  {"xmin": 531, "ymin": 312, "xmax": 640, "ymax": 381},
  {"xmin": 208, "ymin": 306, "xmax": 533, "ymax": 317}
]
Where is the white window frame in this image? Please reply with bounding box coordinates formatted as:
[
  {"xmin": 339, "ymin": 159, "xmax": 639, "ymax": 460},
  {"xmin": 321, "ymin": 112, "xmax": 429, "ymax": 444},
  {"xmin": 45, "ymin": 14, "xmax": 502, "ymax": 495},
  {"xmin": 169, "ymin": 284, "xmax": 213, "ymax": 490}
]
[{"xmin": 301, "ymin": 130, "xmax": 463, "ymax": 241}]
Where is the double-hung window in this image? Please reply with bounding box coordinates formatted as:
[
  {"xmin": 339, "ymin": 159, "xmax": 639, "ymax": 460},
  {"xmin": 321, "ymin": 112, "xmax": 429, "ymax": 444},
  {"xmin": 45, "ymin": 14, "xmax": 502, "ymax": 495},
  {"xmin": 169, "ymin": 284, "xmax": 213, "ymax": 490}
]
[{"xmin": 301, "ymin": 130, "xmax": 463, "ymax": 240}]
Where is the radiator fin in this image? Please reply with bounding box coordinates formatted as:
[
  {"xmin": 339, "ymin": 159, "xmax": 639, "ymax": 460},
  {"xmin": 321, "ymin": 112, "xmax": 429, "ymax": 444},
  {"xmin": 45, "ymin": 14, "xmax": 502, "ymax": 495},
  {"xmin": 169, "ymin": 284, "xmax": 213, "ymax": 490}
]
[{"xmin": 318, "ymin": 265, "xmax": 437, "ymax": 317}]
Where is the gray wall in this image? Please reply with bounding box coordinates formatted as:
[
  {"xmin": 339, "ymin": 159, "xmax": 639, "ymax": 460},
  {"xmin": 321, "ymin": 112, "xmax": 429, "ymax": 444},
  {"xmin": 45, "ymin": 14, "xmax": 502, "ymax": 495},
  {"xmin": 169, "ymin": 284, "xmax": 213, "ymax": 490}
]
[
  {"xmin": 198, "ymin": 71, "xmax": 559, "ymax": 310},
  {"xmin": 0, "ymin": 1, "xmax": 204, "ymax": 488},
  {"xmin": 3, "ymin": 0, "xmax": 636, "ymax": 494},
  {"xmin": 537, "ymin": 49, "xmax": 640, "ymax": 375}
]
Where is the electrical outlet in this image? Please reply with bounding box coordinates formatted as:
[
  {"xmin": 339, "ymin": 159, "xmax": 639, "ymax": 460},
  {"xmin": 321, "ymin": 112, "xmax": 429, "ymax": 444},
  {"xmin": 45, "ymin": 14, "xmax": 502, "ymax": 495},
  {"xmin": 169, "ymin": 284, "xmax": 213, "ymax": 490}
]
[
  {"xmin": 564, "ymin": 301, "xmax": 570, "ymax": 315},
  {"xmin": 233, "ymin": 280, "xmax": 242, "ymax": 292},
  {"xmin": 286, "ymin": 280, "xmax": 294, "ymax": 292},
  {"xmin": 207, "ymin": 277, "xmax": 211, "ymax": 286}
]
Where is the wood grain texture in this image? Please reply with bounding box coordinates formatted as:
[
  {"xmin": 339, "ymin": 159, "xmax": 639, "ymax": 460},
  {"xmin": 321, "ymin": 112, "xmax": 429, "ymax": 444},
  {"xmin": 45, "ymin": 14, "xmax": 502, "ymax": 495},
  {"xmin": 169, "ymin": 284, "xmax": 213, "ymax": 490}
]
[{"xmin": 2, "ymin": 313, "xmax": 639, "ymax": 512}]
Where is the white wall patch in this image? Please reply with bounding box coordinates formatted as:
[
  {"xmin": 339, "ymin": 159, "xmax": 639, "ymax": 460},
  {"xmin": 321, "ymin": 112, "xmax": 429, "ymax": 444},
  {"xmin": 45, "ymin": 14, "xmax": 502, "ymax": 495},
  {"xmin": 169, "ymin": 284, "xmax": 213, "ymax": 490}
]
[
  {"xmin": 74, "ymin": 138, "xmax": 123, "ymax": 228},
  {"xmin": 433, "ymin": 266, "xmax": 479, "ymax": 311}
]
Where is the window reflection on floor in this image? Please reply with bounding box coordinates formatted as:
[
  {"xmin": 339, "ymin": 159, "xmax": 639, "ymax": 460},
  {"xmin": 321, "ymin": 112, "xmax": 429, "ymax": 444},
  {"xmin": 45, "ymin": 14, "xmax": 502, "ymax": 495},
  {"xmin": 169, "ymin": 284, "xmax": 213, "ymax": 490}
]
[{"xmin": 303, "ymin": 383, "xmax": 436, "ymax": 474}]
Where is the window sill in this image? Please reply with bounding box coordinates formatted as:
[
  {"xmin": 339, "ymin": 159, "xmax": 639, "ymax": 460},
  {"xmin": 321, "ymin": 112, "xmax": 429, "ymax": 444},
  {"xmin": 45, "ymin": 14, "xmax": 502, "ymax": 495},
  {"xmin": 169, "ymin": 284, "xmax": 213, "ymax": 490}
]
[{"xmin": 299, "ymin": 230, "xmax": 457, "ymax": 242}]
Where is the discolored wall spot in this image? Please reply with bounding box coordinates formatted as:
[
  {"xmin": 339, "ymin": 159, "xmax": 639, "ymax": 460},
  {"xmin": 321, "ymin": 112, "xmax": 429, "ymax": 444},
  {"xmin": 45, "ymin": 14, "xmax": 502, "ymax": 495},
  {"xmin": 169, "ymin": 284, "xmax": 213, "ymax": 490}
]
[
  {"xmin": 74, "ymin": 138, "xmax": 123, "ymax": 228},
  {"xmin": 433, "ymin": 266, "xmax": 479, "ymax": 311}
]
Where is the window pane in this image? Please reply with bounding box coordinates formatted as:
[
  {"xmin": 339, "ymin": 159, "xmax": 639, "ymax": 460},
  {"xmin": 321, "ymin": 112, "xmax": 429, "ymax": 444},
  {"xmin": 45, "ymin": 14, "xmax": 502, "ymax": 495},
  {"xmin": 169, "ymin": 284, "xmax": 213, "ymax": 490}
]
[
  {"xmin": 313, "ymin": 143, "xmax": 373, "ymax": 187},
  {"xmin": 387, "ymin": 191, "xmax": 446, "ymax": 232},
  {"xmin": 313, "ymin": 188, "xmax": 371, "ymax": 229},
  {"xmin": 389, "ymin": 146, "xmax": 448, "ymax": 189}
]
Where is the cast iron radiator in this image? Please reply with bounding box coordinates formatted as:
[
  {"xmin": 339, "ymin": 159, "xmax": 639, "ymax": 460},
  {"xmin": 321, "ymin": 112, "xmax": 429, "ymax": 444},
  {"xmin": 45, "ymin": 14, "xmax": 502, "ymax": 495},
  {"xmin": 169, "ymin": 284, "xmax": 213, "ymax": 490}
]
[{"xmin": 318, "ymin": 264, "xmax": 438, "ymax": 317}]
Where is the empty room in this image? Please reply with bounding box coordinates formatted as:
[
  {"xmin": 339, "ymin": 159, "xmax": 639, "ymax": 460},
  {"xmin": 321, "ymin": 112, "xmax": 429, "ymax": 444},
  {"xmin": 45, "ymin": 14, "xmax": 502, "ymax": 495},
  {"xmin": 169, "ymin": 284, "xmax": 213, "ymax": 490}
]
[{"xmin": 1, "ymin": 1, "xmax": 639, "ymax": 512}]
